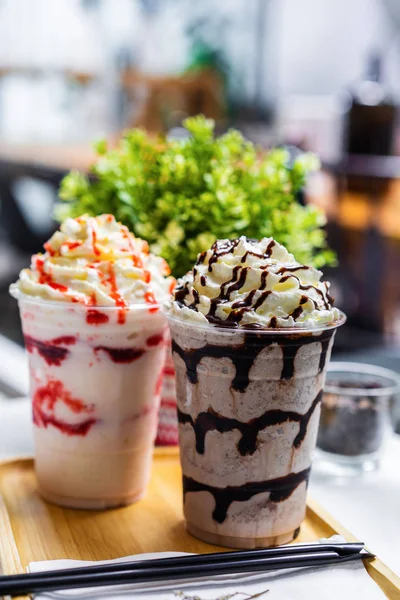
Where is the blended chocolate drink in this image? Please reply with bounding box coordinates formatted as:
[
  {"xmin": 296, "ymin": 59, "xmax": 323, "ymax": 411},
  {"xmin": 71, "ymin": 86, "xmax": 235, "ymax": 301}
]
[
  {"xmin": 169, "ymin": 237, "xmax": 345, "ymax": 548},
  {"xmin": 10, "ymin": 214, "xmax": 175, "ymax": 509}
]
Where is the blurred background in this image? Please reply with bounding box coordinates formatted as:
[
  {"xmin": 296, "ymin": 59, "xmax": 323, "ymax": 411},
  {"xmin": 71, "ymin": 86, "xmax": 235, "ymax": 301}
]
[{"xmin": 0, "ymin": 0, "xmax": 400, "ymax": 412}]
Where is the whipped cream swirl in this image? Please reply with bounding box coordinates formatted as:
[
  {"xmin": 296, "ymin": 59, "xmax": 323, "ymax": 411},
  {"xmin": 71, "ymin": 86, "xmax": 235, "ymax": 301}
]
[
  {"xmin": 11, "ymin": 214, "xmax": 175, "ymax": 309},
  {"xmin": 171, "ymin": 236, "xmax": 339, "ymax": 328}
]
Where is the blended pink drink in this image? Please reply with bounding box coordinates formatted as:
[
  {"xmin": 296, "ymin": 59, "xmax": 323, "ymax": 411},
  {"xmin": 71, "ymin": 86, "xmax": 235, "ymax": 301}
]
[
  {"xmin": 10, "ymin": 215, "xmax": 175, "ymax": 509},
  {"xmin": 169, "ymin": 236, "xmax": 345, "ymax": 548}
]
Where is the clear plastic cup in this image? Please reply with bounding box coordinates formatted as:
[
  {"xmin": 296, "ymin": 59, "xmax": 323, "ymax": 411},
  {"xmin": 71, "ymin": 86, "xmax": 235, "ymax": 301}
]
[
  {"xmin": 156, "ymin": 330, "xmax": 179, "ymax": 446},
  {"xmin": 14, "ymin": 294, "xmax": 168, "ymax": 509},
  {"xmin": 168, "ymin": 312, "xmax": 346, "ymax": 548}
]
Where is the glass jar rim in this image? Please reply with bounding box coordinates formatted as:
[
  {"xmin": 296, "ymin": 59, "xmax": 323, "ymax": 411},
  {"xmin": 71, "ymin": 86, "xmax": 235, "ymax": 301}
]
[{"xmin": 325, "ymin": 361, "xmax": 400, "ymax": 396}]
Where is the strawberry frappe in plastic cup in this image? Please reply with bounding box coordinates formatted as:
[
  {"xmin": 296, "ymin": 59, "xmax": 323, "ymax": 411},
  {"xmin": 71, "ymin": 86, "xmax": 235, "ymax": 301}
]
[{"xmin": 10, "ymin": 214, "xmax": 175, "ymax": 509}]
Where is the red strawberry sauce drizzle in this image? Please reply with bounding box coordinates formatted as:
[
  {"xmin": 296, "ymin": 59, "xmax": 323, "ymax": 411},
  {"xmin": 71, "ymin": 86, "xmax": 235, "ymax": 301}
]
[
  {"xmin": 43, "ymin": 242, "xmax": 55, "ymax": 256},
  {"xmin": 163, "ymin": 365, "xmax": 176, "ymax": 377},
  {"xmin": 64, "ymin": 240, "xmax": 83, "ymax": 252},
  {"xmin": 155, "ymin": 369, "xmax": 164, "ymax": 396},
  {"xmin": 50, "ymin": 336, "xmax": 76, "ymax": 345},
  {"xmin": 147, "ymin": 333, "xmax": 164, "ymax": 347},
  {"xmin": 25, "ymin": 329, "xmax": 165, "ymax": 367},
  {"xmin": 33, "ymin": 379, "xmax": 96, "ymax": 436},
  {"xmin": 91, "ymin": 226, "xmax": 101, "ymax": 257},
  {"xmin": 106, "ymin": 263, "xmax": 128, "ymax": 324},
  {"xmin": 121, "ymin": 225, "xmax": 145, "ymax": 268},
  {"xmin": 158, "ymin": 398, "xmax": 177, "ymax": 409},
  {"xmin": 35, "ymin": 255, "xmax": 85, "ymax": 302},
  {"xmin": 36, "ymin": 220, "xmax": 167, "ymax": 320},
  {"xmin": 94, "ymin": 346, "xmax": 145, "ymax": 363},
  {"xmin": 94, "ymin": 329, "xmax": 166, "ymax": 363},
  {"xmin": 86, "ymin": 309, "xmax": 109, "ymax": 325},
  {"xmin": 129, "ymin": 404, "xmax": 158, "ymax": 421},
  {"xmin": 144, "ymin": 291, "xmax": 159, "ymax": 313},
  {"xmin": 24, "ymin": 335, "xmax": 76, "ymax": 366},
  {"xmin": 35, "ymin": 257, "xmax": 68, "ymax": 293}
]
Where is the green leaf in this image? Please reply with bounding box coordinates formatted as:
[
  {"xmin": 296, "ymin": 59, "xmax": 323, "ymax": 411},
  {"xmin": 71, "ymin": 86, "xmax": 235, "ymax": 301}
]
[
  {"xmin": 58, "ymin": 115, "xmax": 336, "ymax": 276},
  {"xmin": 93, "ymin": 138, "xmax": 108, "ymax": 156}
]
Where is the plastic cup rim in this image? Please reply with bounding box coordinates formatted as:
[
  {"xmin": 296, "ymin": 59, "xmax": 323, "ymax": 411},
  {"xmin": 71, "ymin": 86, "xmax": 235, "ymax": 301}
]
[
  {"xmin": 167, "ymin": 309, "xmax": 347, "ymax": 335},
  {"xmin": 10, "ymin": 290, "xmax": 162, "ymax": 312},
  {"xmin": 325, "ymin": 361, "xmax": 400, "ymax": 396}
]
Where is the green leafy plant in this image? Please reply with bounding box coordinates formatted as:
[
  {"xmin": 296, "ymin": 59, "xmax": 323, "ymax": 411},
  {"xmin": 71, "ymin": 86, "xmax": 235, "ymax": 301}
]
[{"xmin": 57, "ymin": 116, "xmax": 335, "ymax": 276}]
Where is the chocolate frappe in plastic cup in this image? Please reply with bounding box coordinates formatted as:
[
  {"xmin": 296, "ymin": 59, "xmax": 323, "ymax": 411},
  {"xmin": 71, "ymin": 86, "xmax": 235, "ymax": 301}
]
[
  {"xmin": 168, "ymin": 236, "xmax": 345, "ymax": 548},
  {"xmin": 10, "ymin": 215, "xmax": 175, "ymax": 509}
]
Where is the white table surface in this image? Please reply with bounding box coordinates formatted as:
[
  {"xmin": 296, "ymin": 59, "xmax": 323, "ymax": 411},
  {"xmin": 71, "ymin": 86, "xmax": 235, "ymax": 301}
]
[{"xmin": 0, "ymin": 398, "xmax": 399, "ymax": 576}]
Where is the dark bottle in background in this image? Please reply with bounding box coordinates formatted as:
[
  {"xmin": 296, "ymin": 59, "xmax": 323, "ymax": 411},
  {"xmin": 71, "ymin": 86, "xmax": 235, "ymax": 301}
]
[
  {"xmin": 338, "ymin": 53, "xmax": 398, "ymax": 334},
  {"xmin": 343, "ymin": 53, "xmax": 397, "ymax": 157}
]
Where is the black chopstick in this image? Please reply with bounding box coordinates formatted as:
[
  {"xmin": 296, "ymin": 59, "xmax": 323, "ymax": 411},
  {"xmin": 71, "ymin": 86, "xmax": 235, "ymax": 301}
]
[
  {"xmin": 0, "ymin": 545, "xmax": 374, "ymax": 597},
  {"xmin": 0, "ymin": 541, "xmax": 366, "ymax": 583},
  {"xmin": 0, "ymin": 542, "xmax": 366, "ymax": 589}
]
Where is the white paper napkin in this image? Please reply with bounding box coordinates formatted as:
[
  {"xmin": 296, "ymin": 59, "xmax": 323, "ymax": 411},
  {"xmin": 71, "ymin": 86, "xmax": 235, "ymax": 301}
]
[{"xmin": 28, "ymin": 537, "xmax": 386, "ymax": 600}]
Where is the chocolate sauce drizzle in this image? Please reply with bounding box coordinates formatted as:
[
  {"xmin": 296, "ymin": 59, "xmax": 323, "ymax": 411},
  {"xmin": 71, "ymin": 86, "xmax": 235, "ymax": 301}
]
[
  {"xmin": 240, "ymin": 241, "xmax": 275, "ymax": 264},
  {"xmin": 175, "ymin": 237, "xmax": 335, "ymax": 327},
  {"xmin": 231, "ymin": 290, "xmax": 257, "ymax": 311},
  {"xmin": 183, "ymin": 467, "xmax": 311, "ymax": 523},
  {"xmin": 265, "ymin": 239, "xmax": 276, "ymax": 256},
  {"xmin": 277, "ymin": 274, "xmax": 330, "ymax": 311},
  {"xmin": 174, "ymin": 285, "xmax": 190, "ymax": 305},
  {"xmin": 191, "ymin": 289, "xmax": 200, "ymax": 307},
  {"xmin": 172, "ymin": 330, "xmax": 333, "ymax": 392},
  {"xmin": 260, "ymin": 270, "xmax": 269, "ymax": 290},
  {"xmin": 175, "ymin": 238, "xmax": 334, "ymax": 326},
  {"xmin": 206, "ymin": 238, "xmax": 276, "ymax": 274},
  {"xmin": 277, "ymin": 265, "xmax": 310, "ymax": 274},
  {"xmin": 289, "ymin": 296, "xmax": 308, "ymax": 321},
  {"xmin": 208, "ymin": 239, "xmax": 241, "ymax": 272},
  {"xmin": 290, "ymin": 306, "xmax": 303, "ymax": 320},
  {"xmin": 206, "ymin": 265, "xmax": 245, "ymax": 323},
  {"xmin": 226, "ymin": 267, "xmax": 249, "ymax": 296},
  {"xmin": 253, "ymin": 290, "xmax": 272, "ymax": 311},
  {"xmin": 178, "ymin": 390, "xmax": 322, "ymax": 456}
]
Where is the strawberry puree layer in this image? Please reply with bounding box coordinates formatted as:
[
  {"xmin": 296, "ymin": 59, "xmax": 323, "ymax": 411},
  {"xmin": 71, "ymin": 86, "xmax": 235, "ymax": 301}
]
[
  {"xmin": 33, "ymin": 378, "xmax": 97, "ymax": 436},
  {"xmin": 156, "ymin": 341, "xmax": 179, "ymax": 446}
]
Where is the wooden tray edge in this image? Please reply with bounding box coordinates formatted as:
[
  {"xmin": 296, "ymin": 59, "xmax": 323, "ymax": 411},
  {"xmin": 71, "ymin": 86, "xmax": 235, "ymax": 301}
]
[
  {"xmin": 0, "ymin": 451, "xmax": 177, "ymax": 576},
  {"xmin": 307, "ymin": 497, "xmax": 400, "ymax": 600},
  {"xmin": 0, "ymin": 455, "xmax": 398, "ymax": 599},
  {"xmin": 0, "ymin": 491, "xmax": 24, "ymax": 576}
]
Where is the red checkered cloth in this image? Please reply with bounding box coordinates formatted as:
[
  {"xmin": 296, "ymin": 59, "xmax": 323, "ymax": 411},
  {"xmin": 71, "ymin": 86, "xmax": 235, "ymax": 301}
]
[{"xmin": 155, "ymin": 341, "xmax": 178, "ymax": 446}]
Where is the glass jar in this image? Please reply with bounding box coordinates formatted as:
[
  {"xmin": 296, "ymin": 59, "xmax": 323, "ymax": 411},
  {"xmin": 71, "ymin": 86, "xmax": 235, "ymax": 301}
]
[{"xmin": 316, "ymin": 362, "xmax": 400, "ymax": 475}]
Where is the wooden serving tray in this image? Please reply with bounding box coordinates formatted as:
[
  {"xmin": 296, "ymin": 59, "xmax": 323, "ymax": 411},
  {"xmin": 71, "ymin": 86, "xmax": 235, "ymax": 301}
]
[{"xmin": 0, "ymin": 448, "xmax": 399, "ymax": 599}]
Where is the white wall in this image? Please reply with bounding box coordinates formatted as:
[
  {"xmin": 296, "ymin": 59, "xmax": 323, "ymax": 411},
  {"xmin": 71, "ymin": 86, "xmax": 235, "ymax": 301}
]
[
  {"xmin": 0, "ymin": 0, "xmax": 399, "ymax": 143},
  {"xmin": 275, "ymin": 0, "xmax": 400, "ymax": 98}
]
